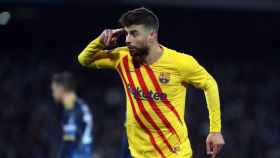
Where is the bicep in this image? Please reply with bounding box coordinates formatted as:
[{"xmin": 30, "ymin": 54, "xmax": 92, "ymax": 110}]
[{"xmin": 181, "ymin": 56, "xmax": 213, "ymax": 89}]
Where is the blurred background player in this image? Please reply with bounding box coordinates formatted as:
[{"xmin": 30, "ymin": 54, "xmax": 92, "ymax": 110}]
[
  {"xmin": 78, "ymin": 7, "xmax": 224, "ymax": 158},
  {"xmin": 51, "ymin": 71, "xmax": 93, "ymax": 158}
]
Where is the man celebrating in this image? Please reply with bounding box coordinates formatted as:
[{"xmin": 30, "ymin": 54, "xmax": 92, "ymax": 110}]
[{"xmin": 78, "ymin": 7, "xmax": 224, "ymax": 158}]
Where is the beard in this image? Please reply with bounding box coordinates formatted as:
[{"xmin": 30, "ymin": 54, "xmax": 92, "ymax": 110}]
[{"xmin": 127, "ymin": 45, "xmax": 149, "ymax": 69}]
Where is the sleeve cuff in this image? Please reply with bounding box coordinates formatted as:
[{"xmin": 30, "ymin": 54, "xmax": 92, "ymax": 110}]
[{"xmin": 210, "ymin": 126, "xmax": 221, "ymax": 133}]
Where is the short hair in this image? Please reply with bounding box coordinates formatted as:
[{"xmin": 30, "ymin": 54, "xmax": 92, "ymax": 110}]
[
  {"xmin": 118, "ymin": 7, "xmax": 159, "ymax": 32},
  {"xmin": 52, "ymin": 71, "xmax": 76, "ymax": 91}
]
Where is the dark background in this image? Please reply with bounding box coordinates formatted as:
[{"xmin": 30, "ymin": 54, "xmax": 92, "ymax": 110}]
[{"xmin": 0, "ymin": 1, "xmax": 280, "ymax": 158}]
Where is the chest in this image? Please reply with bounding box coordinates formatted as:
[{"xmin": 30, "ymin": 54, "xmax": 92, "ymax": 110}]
[{"xmin": 123, "ymin": 63, "xmax": 185, "ymax": 101}]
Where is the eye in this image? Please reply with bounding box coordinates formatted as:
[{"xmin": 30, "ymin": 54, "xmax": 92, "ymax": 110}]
[{"xmin": 131, "ymin": 32, "xmax": 138, "ymax": 37}]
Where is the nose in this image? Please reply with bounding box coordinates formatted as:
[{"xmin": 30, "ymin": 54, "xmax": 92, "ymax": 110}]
[{"xmin": 125, "ymin": 34, "xmax": 132, "ymax": 44}]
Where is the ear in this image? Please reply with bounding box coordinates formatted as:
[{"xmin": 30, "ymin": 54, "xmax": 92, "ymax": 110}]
[{"xmin": 148, "ymin": 31, "xmax": 157, "ymax": 41}]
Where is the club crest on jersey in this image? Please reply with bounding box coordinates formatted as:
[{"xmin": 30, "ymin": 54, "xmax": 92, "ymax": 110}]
[{"xmin": 159, "ymin": 72, "xmax": 170, "ymax": 84}]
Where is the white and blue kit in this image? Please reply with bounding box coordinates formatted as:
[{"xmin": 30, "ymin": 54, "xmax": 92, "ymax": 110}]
[{"xmin": 60, "ymin": 98, "xmax": 93, "ymax": 158}]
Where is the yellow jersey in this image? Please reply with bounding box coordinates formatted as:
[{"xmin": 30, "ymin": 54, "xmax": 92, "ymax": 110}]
[{"xmin": 78, "ymin": 36, "xmax": 221, "ymax": 158}]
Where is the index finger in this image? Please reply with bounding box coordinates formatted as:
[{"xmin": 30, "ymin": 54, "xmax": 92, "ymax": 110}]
[
  {"xmin": 215, "ymin": 144, "xmax": 223, "ymax": 154},
  {"xmin": 211, "ymin": 144, "xmax": 221, "ymax": 158},
  {"xmin": 112, "ymin": 28, "xmax": 124, "ymax": 35}
]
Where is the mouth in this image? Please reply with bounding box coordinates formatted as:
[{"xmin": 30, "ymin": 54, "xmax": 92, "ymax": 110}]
[{"xmin": 127, "ymin": 45, "xmax": 138, "ymax": 56}]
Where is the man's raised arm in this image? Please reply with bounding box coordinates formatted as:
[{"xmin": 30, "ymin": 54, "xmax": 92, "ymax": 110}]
[{"xmin": 78, "ymin": 29, "xmax": 124, "ymax": 68}]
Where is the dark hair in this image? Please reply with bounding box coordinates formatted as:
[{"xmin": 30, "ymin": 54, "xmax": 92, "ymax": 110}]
[
  {"xmin": 119, "ymin": 7, "xmax": 159, "ymax": 32},
  {"xmin": 52, "ymin": 71, "xmax": 76, "ymax": 91}
]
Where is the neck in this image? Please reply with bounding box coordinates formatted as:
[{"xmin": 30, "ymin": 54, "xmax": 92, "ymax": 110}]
[
  {"xmin": 145, "ymin": 42, "xmax": 163, "ymax": 65},
  {"xmin": 62, "ymin": 92, "xmax": 77, "ymax": 110}
]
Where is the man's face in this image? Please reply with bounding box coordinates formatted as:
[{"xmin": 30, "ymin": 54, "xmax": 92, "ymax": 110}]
[
  {"xmin": 51, "ymin": 82, "xmax": 64, "ymax": 103},
  {"xmin": 124, "ymin": 25, "xmax": 155, "ymax": 67},
  {"xmin": 124, "ymin": 25, "xmax": 151, "ymax": 56}
]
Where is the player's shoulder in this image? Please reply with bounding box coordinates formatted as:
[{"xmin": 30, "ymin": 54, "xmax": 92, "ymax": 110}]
[
  {"xmin": 111, "ymin": 46, "xmax": 130, "ymax": 59},
  {"xmin": 76, "ymin": 98, "xmax": 87, "ymax": 107},
  {"xmin": 114, "ymin": 46, "xmax": 129, "ymax": 51},
  {"xmin": 163, "ymin": 46, "xmax": 199, "ymax": 73},
  {"xmin": 112, "ymin": 46, "xmax": 129, "ymax": 54},
  {"xmin": 164, "ymin": 46, "xmax": 196, "ymax": 63},
  {"xmin": 76, "ymin": 98, "xmax": 91, "ymax": 112}
]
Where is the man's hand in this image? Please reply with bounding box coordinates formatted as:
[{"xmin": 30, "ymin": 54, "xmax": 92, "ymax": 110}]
[
  {"xmin": 206, "ymin": 132, "xmax": 225, "ymax": 158},
  {"xmin": 100, "ymin": 28, "xmax": 124, "ymax": 47}
]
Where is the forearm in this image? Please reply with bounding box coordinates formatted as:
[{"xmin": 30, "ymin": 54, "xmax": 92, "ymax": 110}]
[
  {"xmin": 204, "ymin": 77, "xmax": 221, "ymax": 132},
  {"xmin": 78, "ymin": 36, "xmax": 110, "ymax": 67}
]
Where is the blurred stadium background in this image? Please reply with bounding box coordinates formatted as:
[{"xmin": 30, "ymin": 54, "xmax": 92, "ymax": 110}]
[{"xmin": 1, "ymin": 0, "xmax": 280, "ymax": 157}]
